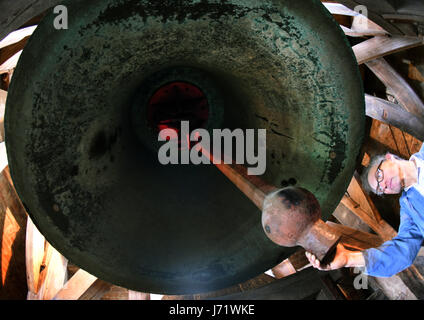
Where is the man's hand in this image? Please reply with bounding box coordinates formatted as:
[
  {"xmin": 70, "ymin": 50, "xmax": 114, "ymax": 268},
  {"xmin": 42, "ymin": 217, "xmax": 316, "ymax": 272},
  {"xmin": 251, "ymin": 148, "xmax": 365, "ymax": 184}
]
[{"xmin": 305, "ymin": 243, "xmax": 365, "ymax": 271}]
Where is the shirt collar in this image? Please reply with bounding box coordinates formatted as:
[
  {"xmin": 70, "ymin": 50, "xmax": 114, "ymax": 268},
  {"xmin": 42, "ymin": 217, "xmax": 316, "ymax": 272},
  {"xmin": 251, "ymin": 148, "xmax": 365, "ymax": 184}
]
[{"xmin": 404, "ymin": 155, "xmax": 422, "ymax": 192}]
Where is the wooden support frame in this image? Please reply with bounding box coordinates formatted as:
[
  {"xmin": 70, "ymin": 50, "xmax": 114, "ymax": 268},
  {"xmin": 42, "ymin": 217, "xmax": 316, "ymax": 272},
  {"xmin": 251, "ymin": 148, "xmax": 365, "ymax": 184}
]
[
  {"xmin": 365, "ymin": 57, "xmax": 424, "ymax": 119},
  {"xmin": 365, "ymin": 94, "xmax": 424, "ymax": 141},
  {"xmin": 0, "ymin": 26, "xmax": 36, "ymax": 50},
  {"xmin": 25, "ymin": 217, "xmax": 45, "ymax": 295},
  {"xmin": 0, "ymin": 36, "xmax": 29, "ymax": 67},
  {"xmin": 128, "ymin": 290, "xmax": 150, "ymax": 300},
  {"xmin": 30, "ymin": 243, "xmax": 68, "ymax": 300},
  {"xmin": 352, "ymin": 36, "xmax": 423, "ymax": 65},
  {"xmin": 341, "ymin": 173, "xmax": 397, "ymax": 242},
  {"xmin": 340, "ymin": 25, "xmax": 387, "ymax": 38},
  {"xmin": 323, "ymin": 2, "xmax": 388, "ymax": 37},
  {"xmin": 53, "ymin": 269, "xmax": 97, "ymax": 300}
]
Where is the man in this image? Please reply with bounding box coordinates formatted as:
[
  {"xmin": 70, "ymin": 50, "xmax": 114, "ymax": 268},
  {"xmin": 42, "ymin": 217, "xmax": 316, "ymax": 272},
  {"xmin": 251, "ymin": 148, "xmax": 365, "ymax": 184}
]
[{"xmin": 305, "ymin": 143, "xmax": 424, "ymax": 277}]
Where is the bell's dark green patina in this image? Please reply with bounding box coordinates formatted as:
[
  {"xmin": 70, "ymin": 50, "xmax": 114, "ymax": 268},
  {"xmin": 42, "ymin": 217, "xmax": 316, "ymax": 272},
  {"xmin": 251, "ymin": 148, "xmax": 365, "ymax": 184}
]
[{"xmin": 5, "ymin": 0, "xmax": 364, "ymax": 294}]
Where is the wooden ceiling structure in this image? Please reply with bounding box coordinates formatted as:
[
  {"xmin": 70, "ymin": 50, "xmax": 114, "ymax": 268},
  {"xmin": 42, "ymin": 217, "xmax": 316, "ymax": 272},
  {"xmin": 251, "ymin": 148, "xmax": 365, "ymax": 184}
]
[{"xmin": 0, "ymin": 0, "xmax": 424, "ymax": 300}]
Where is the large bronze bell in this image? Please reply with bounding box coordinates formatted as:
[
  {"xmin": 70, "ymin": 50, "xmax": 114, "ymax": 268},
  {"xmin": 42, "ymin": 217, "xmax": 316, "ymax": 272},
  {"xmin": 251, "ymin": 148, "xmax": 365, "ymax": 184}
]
[{"xmin": 5, "ymin": 0, "xmax": 364, "ymax": 294}]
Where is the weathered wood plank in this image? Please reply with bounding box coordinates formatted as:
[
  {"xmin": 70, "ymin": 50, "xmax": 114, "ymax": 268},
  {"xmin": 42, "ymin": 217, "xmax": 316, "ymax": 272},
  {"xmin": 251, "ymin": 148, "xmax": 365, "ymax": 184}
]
[
  {"xmin": 0, "ymin": 89, "xmax": 6, "ymax": 142},
  {"xmin": 271, "ymin": 259, "xmax": 297, "ymax": 279},
  {"xmin": 365, "ymin": 94, "xmax": 424, "ymax": 141},
  {"xmin": 32, "ymin": 243, "xmax": 68, "ymax": 300},
  {"xmin": 0, "ymin": 36, "xmax": 29, "ymax": 67},
  {"xmin": 353, "ymin": 36, "xmax": 423, "ymax": 65},
  {"xmin": 366, "ymin": 120, "xmax": 421, "ymax": 159},
  {"xmin": 0, "ymin": 166, "xmax": 27, "ymax": 299},
  {"xmin": 0, "ymin": 51, "xmax": 21, "ymax": 74},
  {"xmin": 324, "ymin": 2, "xmax": 388, "ymax": 37},
  {"xmin": 209, "ymin": 268, "xmax": 331, "ymax": 300},
  {"xmin": 350, "ymin": 14, "xmax": 388, "ymax": 36},
  {"xmin": 365, "ymin": 58, "xmax": 424, "ymax": 119},
  {"xmin": 328, "ymin": 0, "xmax": 407, "ymax": 36},
  {"xmin": 340, "ymin": 195, "xmax": 396, "ymax": 241},
  {"xmin": 53, "ymin": 268, "xmax": 97, "ymax": 300},
  {"xmin": 78, "ymin": 279, "xmax": 112, "ymax": 300},
  {"xmin": 25, "ymin": 217, "xmax": 45, "ymax": 294},
  {"xmin": 0, "ymin": 26, "xmax": 36, "ymax": 49},
  {"xmin": 0, "ymin": 0, "xmax": 60, "ymax": 41},
  {"xmin": 347, "ymin": 172, "xmax": 380, "ymax": 221},
  {"xmin": 101, "ymin": 285, "xmax": 130, "ymax": 300},
  {"xmin": 128, "ymin": 290, "xmax": 150, "ymax": 300},
  {"xmin": 341, "ymin": 25, "xmax": 387, "ymax": 37},
  {"xmin": 408, "ymin": 63, "xmax": 424, "ymax": 82}
]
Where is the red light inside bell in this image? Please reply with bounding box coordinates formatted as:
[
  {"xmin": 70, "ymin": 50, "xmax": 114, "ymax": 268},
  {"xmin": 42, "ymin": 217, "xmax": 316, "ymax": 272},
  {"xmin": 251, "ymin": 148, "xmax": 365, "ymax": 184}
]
[{"xmin": 147, "ymin": 82, "xmax": 209, "ymax": 148}]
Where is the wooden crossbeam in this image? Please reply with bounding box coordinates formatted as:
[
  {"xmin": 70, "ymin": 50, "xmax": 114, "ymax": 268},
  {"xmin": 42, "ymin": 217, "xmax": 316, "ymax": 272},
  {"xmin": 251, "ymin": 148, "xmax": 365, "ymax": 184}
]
[
  {"xmin": 340, "ymin": 195, "xmax": 396, "ymax": 242},
  {"xmin": 365, "ymin": 58, "xmax": 424, "ymax": 119},
  {"xmin": 341, "ymin": 25, "xmax": 387, "ymax": 37},
  {"xmin": 323, "ymin": 2, "xmax": 388, "ymax": 37},
  {"xmin": 53, "ymin": 269, "xmax": 97, "ymax": 300},
  {"xmin": 31, "ymin": 243, "xmax": 68, "ymax": 300},
  {"xmin": 0, "ymin": 26, "xmax": 36, "ymax": 50},
  {"xmin": 128, "ymin": 290, "xmax": 150, "ymax": 300},
  {"xmin": 0, "ymin": 36, "xmax": 29, "ymax": 67},
  {"xmin": 365, "ymin": 94, "xmax": 424, "ymax": 141},
  {"xmin": 0, "ymin": 51, "xmax": 21, "ymax": 74},
  {"xmin": 349, "ymin": 14, "xmax": 388, "ymax": 36},
  {"xmin": 25, "ymin": 217, "xmax": 45, "ymax": 295},
  {"xmin": 352, "ymin": 36, "xmax": 423, "ymax": 65},
  {"xmin": 78, "ymin": 279, "xmax": 112, "ymax": 300}
]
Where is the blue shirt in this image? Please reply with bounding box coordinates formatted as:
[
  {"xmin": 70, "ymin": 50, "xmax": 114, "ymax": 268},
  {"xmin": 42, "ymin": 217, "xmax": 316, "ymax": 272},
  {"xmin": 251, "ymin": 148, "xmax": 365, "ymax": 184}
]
[{"xmin": 363, "ymin": 144, "xmax": 424, "ymax": 277}]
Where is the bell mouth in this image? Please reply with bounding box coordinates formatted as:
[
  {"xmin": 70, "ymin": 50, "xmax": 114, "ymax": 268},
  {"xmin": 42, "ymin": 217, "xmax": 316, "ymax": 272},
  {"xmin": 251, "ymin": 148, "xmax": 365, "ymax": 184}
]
[{"xmin": 147, "ymin": 81, "xmax": 209, "ymax": 147}]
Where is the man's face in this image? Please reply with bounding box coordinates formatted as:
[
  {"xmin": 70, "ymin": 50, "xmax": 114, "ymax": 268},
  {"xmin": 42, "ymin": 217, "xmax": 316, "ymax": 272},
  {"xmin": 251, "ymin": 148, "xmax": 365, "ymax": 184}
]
[{"xmin": 367, "ymin": 154, "xmax": 404, "ymax": 195}]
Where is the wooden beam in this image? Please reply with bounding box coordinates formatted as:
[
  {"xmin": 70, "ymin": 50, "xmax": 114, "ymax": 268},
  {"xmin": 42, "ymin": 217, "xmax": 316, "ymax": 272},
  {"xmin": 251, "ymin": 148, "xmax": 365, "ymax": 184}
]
[
  {"xmin": 271, "ymin": 260, "xmax": 297, "ymax": 279},
  {"xmin": 340, "ymin": 195, "xmax": 396, "ymax": 241},
  {"xmin": 52, "ymin": 269, "xmax": 98, "ymax": 300},
  {"xmin": 347, "ymin": 172, "xmax": 383, "ymax": 223},
  {"xmin": 0, "ymin": 36, "xmax": 29, "ymax": 66},
  {"xmin": 0, "ymin": 166, "xmax": 28, "ymax": 299},
  {"xmin": 327, "ymin": 0, "xmax": 407, "ymax": 36},
  {"xmin": 322, "ymin": 2, "xmax": 362, "ymax": 17},
  {"xmin": 341, "ymin": 25, "xmax": 387, "ymax": 37},
  {"xmin": 0, "ymin": 26, "xmax": 35, "ymax": 50},
  {"xmin": 25, "ymin": 217, "xmax": 45, "ymax": 295},
  {"xmin": 0, "ymin": 0, "xmax": 61, "ymax": 41},
  {"xmin": 353, "ymin": 36, "xmax": 423, "ymax": 65},
  {"xmin": 0, "ymin": 51, "xmax": 21, "ymax": 75},
  {"xmin": 31, "ymin": 243, "xmax": 68, "ymax": 300},
  {"xmin": 381, "ymin": 13, "xmax": 424, "ymax": 24},
  {"xmin": 408, "ymin": 63, "xmax": 424, "ymax": 82},
  {"xmin": 349, "ymin": 14, "xmax": 388, "ymax": 37},
  {"xmin": 78, "ymin": 279, "xmax": 112, "ymax": 300},
  {"xmin": 365, "ymin": 94, "xmax": 424, "ymax": 141},
  {"xmin": 0, "ymin": 89, "xmax": 6, "ymax": 142},
  {"xmin": 128, "ymin": 290, "xmax": 150, "ymax": 300},
  {"xmin": 365, "ymin": 58, "xmax": 424, "ymax": 119}
]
